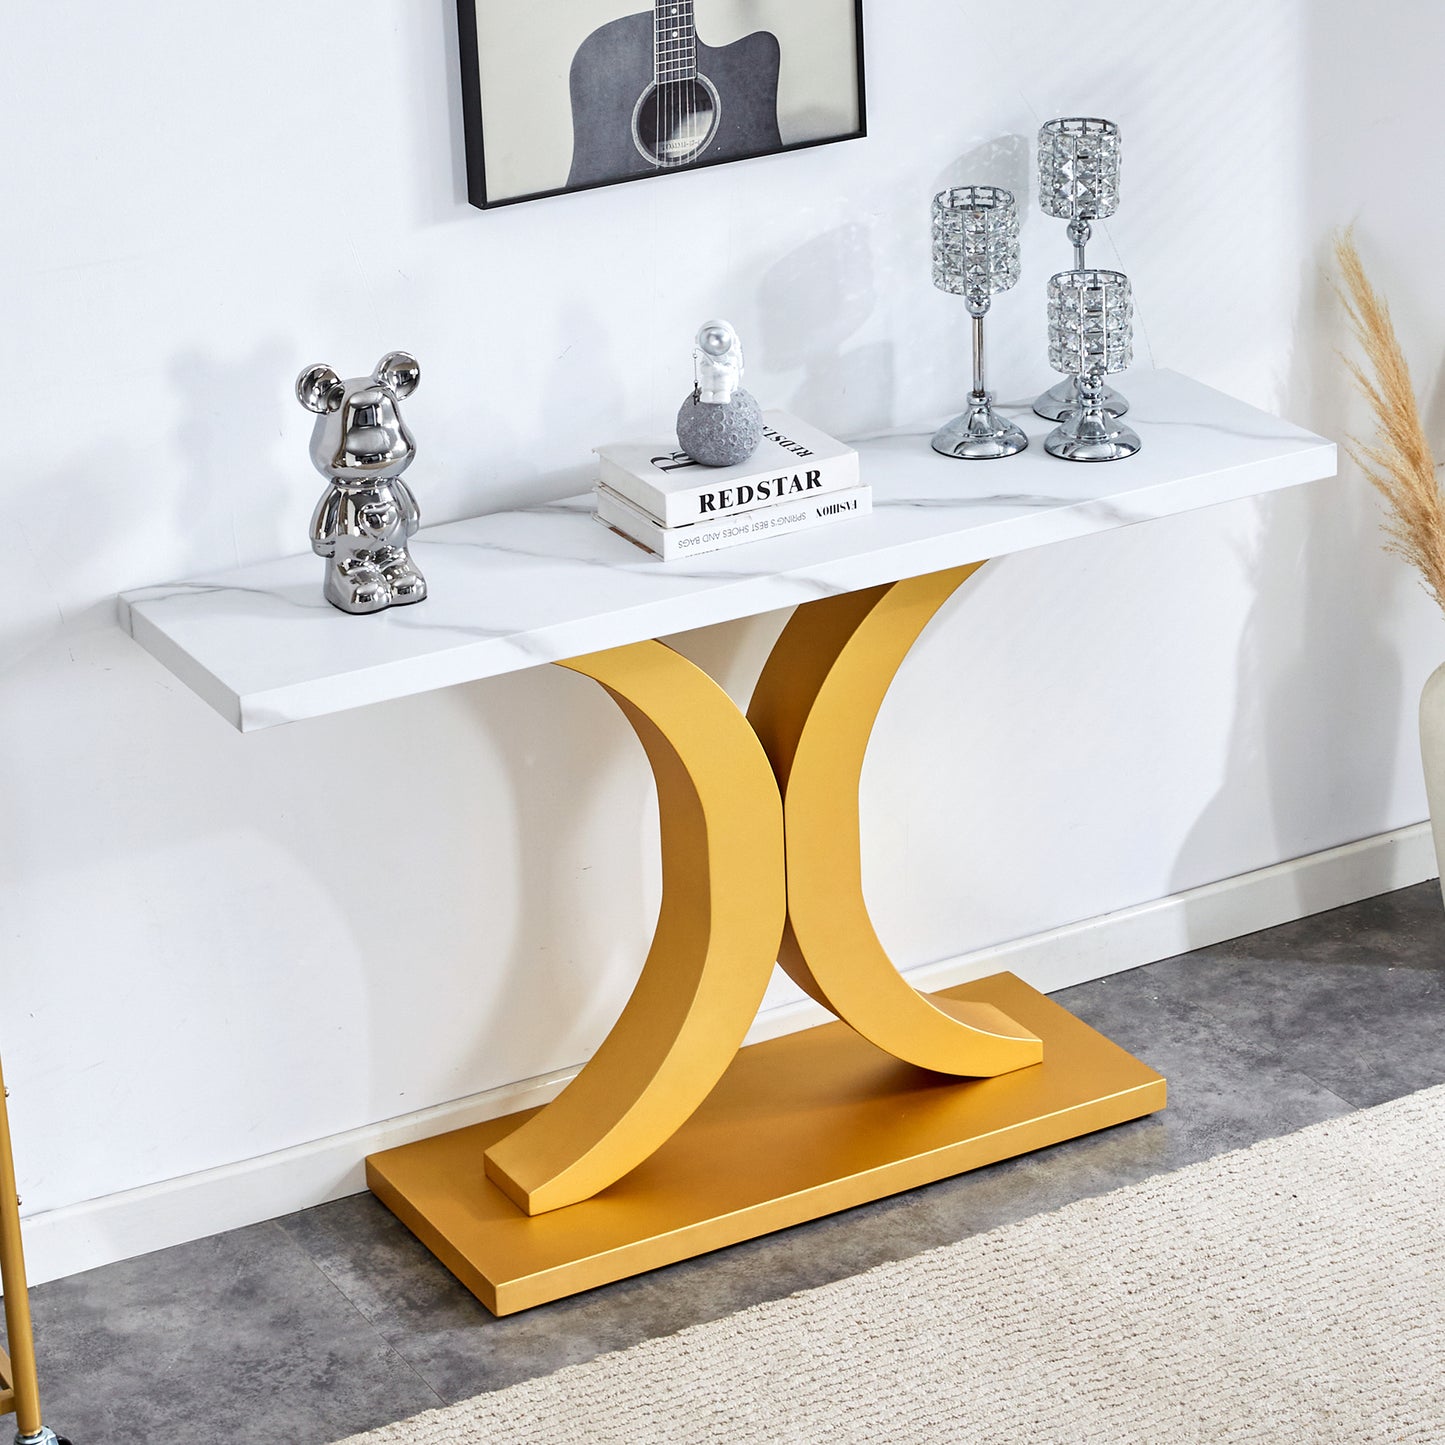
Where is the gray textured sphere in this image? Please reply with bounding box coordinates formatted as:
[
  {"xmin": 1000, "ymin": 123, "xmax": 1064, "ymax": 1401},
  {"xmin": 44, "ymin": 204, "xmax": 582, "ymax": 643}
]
[{"xmin": 676, "ymin": 388, "xmax": 764, "ymax": 467}]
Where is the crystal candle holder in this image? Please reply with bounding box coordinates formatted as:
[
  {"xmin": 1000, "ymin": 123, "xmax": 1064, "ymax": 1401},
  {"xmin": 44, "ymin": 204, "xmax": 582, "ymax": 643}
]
[
  {"xmin": 1035, "ymin": 117, "xmax": 1127, "ymax": 421},
  {"xmin": 1043, "ymin": 269, "xmax": 1141, "ymax": 462},
  {"xmin": 930, "ymin": 185, "xmax": 1027, "ymax": 461},
  {"xmin": 1039, "ymin": 117, "xmax": 1121, "ymax": 235}
]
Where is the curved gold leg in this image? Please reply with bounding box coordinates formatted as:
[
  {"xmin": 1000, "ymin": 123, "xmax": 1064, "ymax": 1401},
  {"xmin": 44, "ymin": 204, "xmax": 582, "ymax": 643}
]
[
  {"xmin": 748, "ymin": 564, "xmax": 1042, "ymax": 1077},
  {"xmin": 484, "ymin": 640, "xmax": 787, "ymax": 1216}
]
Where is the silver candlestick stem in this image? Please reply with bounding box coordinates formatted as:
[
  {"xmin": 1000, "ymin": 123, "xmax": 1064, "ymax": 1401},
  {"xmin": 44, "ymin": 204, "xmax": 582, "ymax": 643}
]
[
  {"xmin": 930, "ymin": 185, "xmax": 1027, "ymax": 461},
  {"xmin": 1036, "ymin": 117, "xmax": 1128, "ymax": 422}
]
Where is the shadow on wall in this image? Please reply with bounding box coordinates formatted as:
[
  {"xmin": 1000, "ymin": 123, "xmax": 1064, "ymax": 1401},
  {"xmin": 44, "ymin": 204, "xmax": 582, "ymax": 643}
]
[
  {"xmin": 537, "ymin": 301, "xmax": 633, "ymax": 503},
  {"xmin": 756, "ymin": 223, "xmax": 893, "ymax": 434},
  {"xmin": 1167, "ymin": 241, "xmax": 1405, "ymax": 923},
  {"xmin": 424, "ymin": 664, "xmax": 662, "ymax": 1098},
  {"xmin": 932, "ymin": 134, "xmax": 1032, "ymax": 210},
  {"xmin": 0, "ymin": 635, "xmax": 665, "ymax": 1194},
  {"xmin": 406, "ymin": 0, "xmax": 471, "ymax": 218},
  {"xmin": 170, "ymin": 344, "xmax": 297, "ymax": 569},
  {"xmin": 2, "ymin": 340, "xmax": 294, "ymax": 679}
]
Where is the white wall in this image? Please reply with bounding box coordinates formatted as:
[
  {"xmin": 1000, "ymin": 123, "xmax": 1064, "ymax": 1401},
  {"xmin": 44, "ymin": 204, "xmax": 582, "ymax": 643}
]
[{"xmin": 2, "ymin": 0, "xmax": 1442, "ymax": 1264}]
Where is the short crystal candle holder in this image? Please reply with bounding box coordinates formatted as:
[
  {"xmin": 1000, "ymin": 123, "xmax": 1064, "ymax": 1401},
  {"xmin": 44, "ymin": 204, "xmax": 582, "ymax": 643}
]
[
  {"xmin": 930, "ymin": 185, "xmax": 1027, "ymax": 461},
  {"xmin": 1043, "ymin": 268, "xmax": 1141, "ymax": 462},
  {"xmin": 1035, "ymin": 117, "xmax": 1128, "ymax": 422}
]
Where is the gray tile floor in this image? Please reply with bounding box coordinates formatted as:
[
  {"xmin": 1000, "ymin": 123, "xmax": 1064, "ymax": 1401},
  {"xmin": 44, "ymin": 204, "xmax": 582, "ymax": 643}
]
[{"xmin": 13, "ymin": 883, "xmax": 1445, "ymax": 1444}]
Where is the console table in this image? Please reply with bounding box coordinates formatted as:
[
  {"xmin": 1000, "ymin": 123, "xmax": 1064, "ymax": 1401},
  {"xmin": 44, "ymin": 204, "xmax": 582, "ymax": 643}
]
[{"xmin": 119, "ymin": 370, "xmax": 1336, "ymax": 1315}]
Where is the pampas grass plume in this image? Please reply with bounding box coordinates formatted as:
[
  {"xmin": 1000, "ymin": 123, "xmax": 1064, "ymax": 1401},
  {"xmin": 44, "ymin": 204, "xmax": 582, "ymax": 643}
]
[{"xmin": 1334, "ymin": 229, "xmax": 1445, "ymax": 615}]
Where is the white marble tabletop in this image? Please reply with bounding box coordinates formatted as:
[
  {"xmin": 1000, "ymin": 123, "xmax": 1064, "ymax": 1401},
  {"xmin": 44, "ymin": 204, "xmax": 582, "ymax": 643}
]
[{"xmin": 119, "ymin": 370, "xmax": 1336, "ymax": 732}]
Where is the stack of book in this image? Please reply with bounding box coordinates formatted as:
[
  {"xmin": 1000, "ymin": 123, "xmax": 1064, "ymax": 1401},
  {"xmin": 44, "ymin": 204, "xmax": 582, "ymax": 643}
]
[{"xmin": 594, "ymin": 412, "xmax": 869, "ymax": 560}]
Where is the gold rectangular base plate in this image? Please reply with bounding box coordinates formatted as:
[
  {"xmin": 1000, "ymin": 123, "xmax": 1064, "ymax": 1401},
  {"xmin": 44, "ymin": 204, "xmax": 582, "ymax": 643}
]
[{"xmin": 367, "ymin": 973, "xmax": 1165, "ymax": 1315}]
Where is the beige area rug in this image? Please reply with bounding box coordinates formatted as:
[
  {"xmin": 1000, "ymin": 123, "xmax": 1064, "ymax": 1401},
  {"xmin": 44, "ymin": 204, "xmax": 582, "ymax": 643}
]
[{"xmin": 340, "ymin": 1086, "xmax": 1445, "ymax": 1444}]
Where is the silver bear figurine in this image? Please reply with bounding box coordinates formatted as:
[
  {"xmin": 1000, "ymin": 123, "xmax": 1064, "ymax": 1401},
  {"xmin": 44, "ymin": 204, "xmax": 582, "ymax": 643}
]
[{"xmin": 296, "ymin": 352, "xmax": 427, "ymax": 615}]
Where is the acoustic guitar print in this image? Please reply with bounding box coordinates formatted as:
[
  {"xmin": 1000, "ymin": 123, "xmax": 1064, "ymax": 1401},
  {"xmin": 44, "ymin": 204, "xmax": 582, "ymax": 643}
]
[{"xmin": 568, "ymin": 1, "xmax": 782, "ymax": 187}]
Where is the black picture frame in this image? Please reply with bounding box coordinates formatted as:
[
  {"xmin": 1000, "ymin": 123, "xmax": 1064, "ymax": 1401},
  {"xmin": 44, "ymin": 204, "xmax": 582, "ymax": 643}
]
[{"xmin": 456, "ymin": 1, "xmax": 867, "ymax": 210}]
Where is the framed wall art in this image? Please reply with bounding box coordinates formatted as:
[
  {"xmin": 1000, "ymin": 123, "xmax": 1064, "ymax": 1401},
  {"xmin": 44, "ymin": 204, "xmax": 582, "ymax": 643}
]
[{"xmin": 456, "ymin": 1, "xmax": 867, "ymax": 210}]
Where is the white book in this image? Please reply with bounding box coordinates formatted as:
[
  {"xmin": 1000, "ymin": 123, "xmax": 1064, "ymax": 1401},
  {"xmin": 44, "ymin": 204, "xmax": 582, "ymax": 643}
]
[
  {"xmin": 595, "ymin": 412, "xmax": 859, "ymax": 528},
  {"xmin": 594, "ymin": 482, "xmax": 872, "ymax": 562}
]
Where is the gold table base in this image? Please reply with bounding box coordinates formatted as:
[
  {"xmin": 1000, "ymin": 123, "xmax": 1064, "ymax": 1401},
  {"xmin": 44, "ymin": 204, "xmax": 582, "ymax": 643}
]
[{"xmin": 368, "ymin": 972, "xmax": 1165, "ymax": 1316}]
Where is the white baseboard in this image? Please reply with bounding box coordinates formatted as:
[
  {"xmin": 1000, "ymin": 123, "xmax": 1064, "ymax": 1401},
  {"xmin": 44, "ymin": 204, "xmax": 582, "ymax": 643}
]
[{"xmin": 16, "ymin": 822, "xmax": 1437, "ymax": 1290}]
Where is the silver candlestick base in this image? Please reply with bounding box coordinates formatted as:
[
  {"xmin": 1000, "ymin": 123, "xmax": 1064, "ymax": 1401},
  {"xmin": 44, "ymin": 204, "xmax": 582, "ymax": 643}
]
[
  {"xmin": 1033, "ymin": 376, "xmax": 1129, "ymax": 421},
  {"xmin": 1043, "ymin": 398, "xmax": 1141, "ymax": 462},
  {"xmin": 933, "ymin": 392, "xmax": 1029, "ymax": 460},
  {"xmin": 1044, "ymin": 270, "xmax": 1139, "ymax": 462}
]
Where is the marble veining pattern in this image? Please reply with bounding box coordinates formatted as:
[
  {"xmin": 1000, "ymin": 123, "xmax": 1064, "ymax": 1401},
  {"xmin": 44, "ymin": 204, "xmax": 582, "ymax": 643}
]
[{"xmin": 116, "ymin": 371, "xmax": 1335, "ymax": 732}]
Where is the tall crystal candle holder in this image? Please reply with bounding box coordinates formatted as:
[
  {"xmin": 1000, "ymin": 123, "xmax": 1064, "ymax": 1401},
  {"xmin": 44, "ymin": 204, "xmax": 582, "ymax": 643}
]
[
  {"xmin": 1043, "ymin": 269, "xmax": 1141, "ymax": 462},
  {"xmin": 930, "ymin": 185, "xmax": 1027, "ymax": 460},
  {"xmin": 1035, "ymin": 117, "xmax": 1127, "ymax": 421}
]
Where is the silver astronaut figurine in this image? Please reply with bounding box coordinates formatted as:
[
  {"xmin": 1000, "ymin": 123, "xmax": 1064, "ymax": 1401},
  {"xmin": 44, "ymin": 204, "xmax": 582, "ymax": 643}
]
[
  {"xmin": 695, "ymin": 319, "xmax": 744, "ymax": 404},
  {"xmin": 676, "ymin": 319, "xmax": 764, "ymax": 468},
  {"xmin": 296, "ymin": 352, "xmax": 428, "ymax": 615}
]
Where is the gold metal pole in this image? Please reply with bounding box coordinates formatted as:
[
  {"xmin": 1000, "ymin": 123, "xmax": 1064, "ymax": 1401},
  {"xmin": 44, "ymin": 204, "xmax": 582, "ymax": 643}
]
[{"xmin": 0, "ymin": 1055, "xmax": 44, "ymax": 1439}]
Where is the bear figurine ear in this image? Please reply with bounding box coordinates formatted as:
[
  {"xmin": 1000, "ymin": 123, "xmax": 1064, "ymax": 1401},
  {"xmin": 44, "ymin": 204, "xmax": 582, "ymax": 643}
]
[
  {"xmin": 296, "ymin": 364, "xmax": 344, "ymax": 415},
  {"xmin": 373, "ymin": 351, "xmax": 420, "ymax": 399}
]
